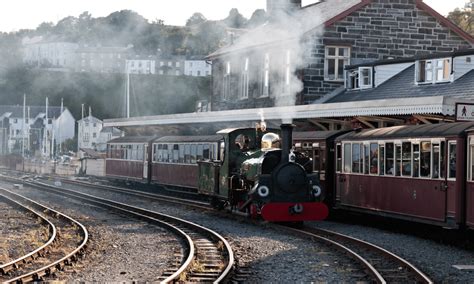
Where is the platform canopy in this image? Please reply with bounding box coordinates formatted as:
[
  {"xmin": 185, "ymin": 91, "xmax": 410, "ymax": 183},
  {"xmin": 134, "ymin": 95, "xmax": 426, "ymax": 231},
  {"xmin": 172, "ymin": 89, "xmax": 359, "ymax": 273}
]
[{"xmin": 104, "ymin": 96, "xmax": 472, "ymax": 128}]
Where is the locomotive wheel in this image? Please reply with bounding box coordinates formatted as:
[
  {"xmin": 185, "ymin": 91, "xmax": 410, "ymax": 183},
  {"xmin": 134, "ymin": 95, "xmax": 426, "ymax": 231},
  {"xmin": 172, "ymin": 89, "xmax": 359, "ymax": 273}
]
[{"xmin": 210, "ymin": 197, "xmax": 226, "ymax": 210}]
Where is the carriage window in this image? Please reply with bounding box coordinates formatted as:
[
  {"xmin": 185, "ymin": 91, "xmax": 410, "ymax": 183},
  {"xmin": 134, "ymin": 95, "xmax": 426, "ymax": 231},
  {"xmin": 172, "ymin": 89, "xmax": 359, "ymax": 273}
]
[
  {"xmin": 162, "ymin": 144, "xmax": 169, "ymax": 162},
  {"xmin": 448, "ymin": 143, "xmax": 456, "ymax": 179},
  {"xmin": 413, "ymin": 144, "xmax": 420, "ymax": 177},
  {"xmin": 369, "ymin": 143, "xmax": 378, "ymax": 175},
  {"xmin": 203, "ymin": 144, "xmax": 210, "ymax": 160},
  {"xmin": 191, "ymin": 144, "xmax": 197, "ymax": 163},
  {"xmin": 138, "ymin": 145, "xmax": 145, "ymax": 161},
  {"xmin": 364, "ymin": 144, "xmax": 369, "ymax": 174},
  {"xmin": 344, "ymin": 144, "xmax": 351, "ymax": 173},
  {"xmin": 395, "ymin": 144, "xmax": 401, "ymax": 176},
  {"xmin": 173, "ymin": 144, "xmax": 179, "ymax": 163},
  {"xmin": 432, "ymin": 143, "xmax": 440, "ymax": 178},
  {"xmin": 220, "ymin": 141, "xmax": 225, "ymax": 161},
  {"xmin": 420, "ymin": 142, "xmax": 431, "ymax": 177},
  {"xmin": 336, "ymin": 144, "xmax": 342, "ymax": 172},
  {"xmin": 179, "ymin": 145, "xmax": 185, "ymax": 163},
  {"xmin": 385, "ymin": 143, "xmax": 394, "ymax": 175},
  {"xmin": 402, "ymin": 142, "xmax": 412, "ymax": 176},
  {"xmin": 127, "ymin": 145, "xmax": 133, "ymax": 160},
  {"xmin": 440, "ymin": 142, "xmax": 445, "ymax": 179},
  {"xmin": 352, "ymin": 143, "xmax": 361, "ymax": 173},
  {"xmin": 185, "ymin": 145, "xmax": 191, "ymax": 164},
  {"xmin": 470, "ymin": 145, "xmax": 474, "ymax": 181},
  {"xmin": 197, "ymin": 144, "xmax": 204, "ymax": 161},
  {"xmin": 379, "ymin": 144, "xmax": 385, "ymax": 175}
]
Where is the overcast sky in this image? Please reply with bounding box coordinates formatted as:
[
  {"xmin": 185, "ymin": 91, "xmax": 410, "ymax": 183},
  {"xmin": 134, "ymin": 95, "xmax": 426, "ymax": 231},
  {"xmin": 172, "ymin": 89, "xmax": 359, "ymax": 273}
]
[{"xmin": 0, "ymin": 0, "xmax": 468, "ymax": 32}]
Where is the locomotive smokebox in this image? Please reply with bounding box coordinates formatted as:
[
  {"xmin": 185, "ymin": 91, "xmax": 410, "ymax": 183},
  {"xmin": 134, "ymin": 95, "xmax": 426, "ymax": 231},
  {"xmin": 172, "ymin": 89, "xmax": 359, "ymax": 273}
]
[{"xmin": 280, "ymin": 124, "xmax": 295, "ymax": 164}]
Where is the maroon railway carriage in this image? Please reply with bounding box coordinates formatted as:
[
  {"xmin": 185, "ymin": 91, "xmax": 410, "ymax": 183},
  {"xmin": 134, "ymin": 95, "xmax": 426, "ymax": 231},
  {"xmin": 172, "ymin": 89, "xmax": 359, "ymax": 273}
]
[
  {"xmin": 150, "ymin": 135, "xmax": 223, "ymax": 189},
  {"xmin": 465, "ymin": 128, "xmax": 474, "ymax": 229},
  {"xmin": 105, "ymin": 136, "xmax": 155, "ymax": 182},
  {"xmin": 334, "ymin": 122, "xmax": 474, "ymax": 229}
]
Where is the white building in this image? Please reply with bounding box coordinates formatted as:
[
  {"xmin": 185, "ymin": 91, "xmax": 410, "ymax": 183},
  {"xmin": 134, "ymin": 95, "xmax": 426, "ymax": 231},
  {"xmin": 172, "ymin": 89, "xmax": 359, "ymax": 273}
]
[
  {"xmin": 184, "ymin": 59, "xmax": 212, "ymax": 77},
  {"xmin": 22, "ymin": 36, "xmax": 78, "ymax": 70},
  {"xmin": 78, "ymin": 115, "xmax": 123, "ymax": 152},
  {"xmin": 126, "ymin": 56, "xmax": 156, "ymax": 75},
  {"xmin": 0, "ymin": 105, "xmax": 75, "ymax": 156}
]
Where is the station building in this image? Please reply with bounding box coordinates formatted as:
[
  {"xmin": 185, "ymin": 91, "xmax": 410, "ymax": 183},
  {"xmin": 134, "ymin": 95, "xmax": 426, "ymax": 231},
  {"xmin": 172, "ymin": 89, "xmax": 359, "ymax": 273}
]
[{"xmin": 103, "ymin": 0, "xmax": 474, "ymax": 134}]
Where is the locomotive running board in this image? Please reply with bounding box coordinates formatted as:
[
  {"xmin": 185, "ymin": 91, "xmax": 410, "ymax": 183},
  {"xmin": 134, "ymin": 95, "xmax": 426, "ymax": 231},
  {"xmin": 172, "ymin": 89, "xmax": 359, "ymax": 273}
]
[{"xmin": 261, "ymin": 202, "xmax": 329, "ymax": 222}]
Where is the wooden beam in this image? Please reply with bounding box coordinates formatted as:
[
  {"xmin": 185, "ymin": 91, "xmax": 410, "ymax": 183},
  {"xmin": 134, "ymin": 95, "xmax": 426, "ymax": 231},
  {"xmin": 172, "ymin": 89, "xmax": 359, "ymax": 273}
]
[
  {"xmin": 413, "ymin": 115, "xmax": 432, "ymax": 124},
  {"xmin": 308, "ymin": 119, "xmax": 329, "ymax": 131},
  {"xmin": 357, "ymin": 116, "xmax": 404, "ymax": 124},
  {"xmin": 355, "ymin": 117, "xmax": 376, "ymax": 129}
]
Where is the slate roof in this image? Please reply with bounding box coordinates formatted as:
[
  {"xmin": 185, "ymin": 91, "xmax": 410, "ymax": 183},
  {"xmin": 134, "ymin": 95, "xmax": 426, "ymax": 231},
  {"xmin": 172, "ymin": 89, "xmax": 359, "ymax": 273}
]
[
  {"xmin": 78, "ymin": 115, "xmax": 102, "ymax": 124},
  {"xmin": 207, "ymin": 0, "xmax": 361, "ymax": 58},
  {"xmin": 0, "ymin": 105, "xmax": 67, "ymax": 119},
  {"xmin": 326, "ymin": 66, "xmax": 474, "ymax": 103}
]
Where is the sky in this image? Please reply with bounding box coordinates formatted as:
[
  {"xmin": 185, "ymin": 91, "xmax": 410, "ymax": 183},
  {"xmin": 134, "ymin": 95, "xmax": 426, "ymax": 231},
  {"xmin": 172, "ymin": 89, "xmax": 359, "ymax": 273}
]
[{"xmin": 0, "ymin": 0, "xmax": 469, "ymax": 33}]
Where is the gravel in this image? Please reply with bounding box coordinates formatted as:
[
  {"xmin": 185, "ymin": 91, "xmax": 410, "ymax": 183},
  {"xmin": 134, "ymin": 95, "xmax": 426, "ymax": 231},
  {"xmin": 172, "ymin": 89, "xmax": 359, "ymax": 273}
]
[
  {"xmin": 308, "ymin": 220, "xmax": 474, "ymax": 283},
  {"xmin": 3, "ymin": 182, "xmax": 179, "ymax": 282},
  {"xmin": 33, "ymin": 181, "xmax": 368, "ymax": 283},
  {"xmin": 0, "ymin": 197, "xmax": 48, "ymax": 264}
]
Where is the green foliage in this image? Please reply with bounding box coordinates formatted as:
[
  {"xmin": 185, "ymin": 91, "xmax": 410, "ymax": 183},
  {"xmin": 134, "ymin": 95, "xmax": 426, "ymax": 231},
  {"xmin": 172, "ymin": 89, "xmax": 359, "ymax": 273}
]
[
  {"xmin": 448, "ymin": 1, "xmax": 474, "ymax": 36},
  {"xmin": 0, "ymin": 69, "xmax": 210, "ymax": 120}
]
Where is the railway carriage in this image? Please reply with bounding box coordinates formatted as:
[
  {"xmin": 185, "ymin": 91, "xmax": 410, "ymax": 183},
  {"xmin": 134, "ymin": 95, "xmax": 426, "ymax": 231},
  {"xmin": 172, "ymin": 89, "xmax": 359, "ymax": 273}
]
[
  {"xmin": 105, "ymin": 136, "xmax": 154, "ymax": 182},
  {"xmin": 464, "ymin": 128, "xmax": 474, "ymax": 229},
  {"xmin": 150, "ymin": 135, "xmax": 223, "ymax": 189},
  {"xmin": 333, "ymin": 122, "xmax": 474, "ymax": 229}
]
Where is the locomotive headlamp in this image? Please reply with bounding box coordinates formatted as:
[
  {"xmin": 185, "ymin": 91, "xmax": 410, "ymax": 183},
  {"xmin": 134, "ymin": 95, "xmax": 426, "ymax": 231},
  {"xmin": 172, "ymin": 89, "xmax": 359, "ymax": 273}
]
[
  {"xmin": 257, "ymin": 185, "xmax": 270, "ymax": 197},
  {"xmin": 312, "ymin": 185, "xmax": 322, "ymax": 197},
  {"xmin": 292, "ymin": 204, "xmax": 304, "ymax": 214}
]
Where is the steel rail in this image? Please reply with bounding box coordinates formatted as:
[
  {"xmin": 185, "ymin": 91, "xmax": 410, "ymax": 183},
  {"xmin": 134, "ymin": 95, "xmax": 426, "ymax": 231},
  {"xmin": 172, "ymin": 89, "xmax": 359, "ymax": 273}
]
[
  {"xmin": 281, "ymin": 225, "xmax": 433, "ymax": 284},
  {"xmin": 0, "ymin": 186, "xmax": 89, "ymax": 283},
  {"xmin": 27, "ymin": 180, "xmax": 234, "ymax": 283},
  {"xmin": 0, "ymin": 192, "xmax": 57, "ymax": 275}
]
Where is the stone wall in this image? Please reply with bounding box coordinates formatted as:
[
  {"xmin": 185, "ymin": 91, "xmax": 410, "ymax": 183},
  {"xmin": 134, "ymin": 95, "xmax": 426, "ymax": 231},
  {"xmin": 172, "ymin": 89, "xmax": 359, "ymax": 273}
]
[{"xmin": 303, "ymin": 0, "xmax": 472, "ymax": 102}]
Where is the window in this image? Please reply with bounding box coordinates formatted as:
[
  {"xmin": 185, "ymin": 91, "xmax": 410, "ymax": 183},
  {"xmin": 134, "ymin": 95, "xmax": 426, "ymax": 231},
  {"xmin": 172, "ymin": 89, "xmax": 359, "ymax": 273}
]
[
  {"xmin": 325, "ymin": 46, "xmax": 350, "ymax": 81},
  {"xmin": 364, "ymin": 144, "xmax": 369, "ymax": 174},
  {"xmin": 240, "ymin": 58, "xmax": 249, "ymax": 99},
  {"xmin": 359, "ymin": 67, "xmax": 372, "ymax": 89},
  {"xmin": 336, "ymin": 144, "xmax": 342, "ymax": 172},
  {"xmin": 413, "ymin": 144, "xmax": 420, "ymax": 177},
  {"xmin": 420, "ymin": 142, "xmax": 431, "ymax": 177},
  {"xmin": 344, "ymin": 143, "xmax": 351, "ymax": 173},
  {"xmin": 168, "ymin": 61, "xmax": 172, "ymax": 66},
  {"xmin": 417, "ymin": 58, "xmax": 451, "ymax": 84},
  {"xmin": 402, "ymin": 142, "xmax": 412, "ymax": 176},
  {"xmin": 432, "ymin": 143, "xmax": 440, "ymax": 178},
  {"xmin": 176, "ymin": 70, "xmax": 180, "ymax": 76},
  {"xmin": 93, "ymin": 133, "xmax": 97, "ymax": 138},
  {"xmin": 379, "ymin": 144, "xmax": 385, "ymax": 176},
  {"xmin": 176, "ymin": 62, "xmax": 180, "ymax": 67},
  {"xmin": 262, "ymin": 53, "xmax": 270, "ymax": 97},
  {"xmin": 197, "ymin": 71, "xmax": 201, "ymax": 76},
  {"xmin": 448, "ymin": 142, "xmax": 456, "ymax": 179},
  {"xmin": 352, "ymin": 143, "xmax": 362, "ymax": 173},
  {"xmin": 369, "ymin": 143, "xmax": 378, "ymax": 175},
  {"xmin": 223, "ymin": 61, "xmax": 231, "ymax": 100},
  {"xmin": 385, "ymin": 143, "xmax": 394, "ymax": 175},
  {"xmin": 395, "ymin": 144, "xmax": 402, "ymax": 176}
]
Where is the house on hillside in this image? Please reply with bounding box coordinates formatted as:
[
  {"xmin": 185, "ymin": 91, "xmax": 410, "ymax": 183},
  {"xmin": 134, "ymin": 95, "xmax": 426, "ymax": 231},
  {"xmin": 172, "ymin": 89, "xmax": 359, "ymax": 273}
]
[
  {"xmin": 22, "ymin": 36, "xmax": 78, "ymax": 70},
  {"xmin": 77, "ymin": 114, "xmax": 123, "ymax": 152},
  {"xmin": 75, "ymin": 45, "xmax": 134, "ymax": 73},
  {"xmin": 184, "ymin": 56, "xmax": 212, "ymax": 76},
  {"xmin": 0, "ymin": 105, "xmax": 75, "ymax": 156},
  {"xmin": 207, "ymin": 0, "xmax": 474, "ymax": 111}
]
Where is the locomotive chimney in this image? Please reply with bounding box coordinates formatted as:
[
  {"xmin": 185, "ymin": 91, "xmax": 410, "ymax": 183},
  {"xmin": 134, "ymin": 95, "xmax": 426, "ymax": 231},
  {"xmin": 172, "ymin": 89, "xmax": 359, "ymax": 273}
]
[{"xmin": 280, "ymin": 123, "xmax": 294, "ymax": 164}]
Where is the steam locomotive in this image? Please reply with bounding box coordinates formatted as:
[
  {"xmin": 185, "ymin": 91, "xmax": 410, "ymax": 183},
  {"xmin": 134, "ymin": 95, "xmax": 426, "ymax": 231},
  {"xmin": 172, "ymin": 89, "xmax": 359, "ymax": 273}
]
[{"xmin": 106, "ymin": 123, "xmax": 329, "ymax": 222}]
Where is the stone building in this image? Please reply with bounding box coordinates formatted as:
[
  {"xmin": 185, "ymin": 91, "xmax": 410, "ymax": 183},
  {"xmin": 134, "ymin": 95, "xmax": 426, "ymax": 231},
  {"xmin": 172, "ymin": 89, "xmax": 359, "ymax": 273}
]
[
  {"xmin": 207, "ymin": 0, "xmax": 474, "ymax": 111},
  {"xmin": 22, "ymin": 36, "xmax": 78, "ymax": 70}
]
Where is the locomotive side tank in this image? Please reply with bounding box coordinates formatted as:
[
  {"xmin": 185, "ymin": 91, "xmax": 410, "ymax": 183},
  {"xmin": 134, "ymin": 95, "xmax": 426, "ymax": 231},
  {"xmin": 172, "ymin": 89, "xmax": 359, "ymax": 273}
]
[{"xmin": 198, "ymin": 124, "xmax": 329, "ymax": 222}]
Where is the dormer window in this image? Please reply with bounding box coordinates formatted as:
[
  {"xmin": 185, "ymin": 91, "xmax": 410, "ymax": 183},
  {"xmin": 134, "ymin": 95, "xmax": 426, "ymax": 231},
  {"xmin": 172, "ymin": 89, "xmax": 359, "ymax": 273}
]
[
  {"xmin": 346, "ymin": 67, "xmax": 373, "ymax": 90},
  {"xmin": 416, "ymin": 58, "xmax": 451, "ymax": 84}
]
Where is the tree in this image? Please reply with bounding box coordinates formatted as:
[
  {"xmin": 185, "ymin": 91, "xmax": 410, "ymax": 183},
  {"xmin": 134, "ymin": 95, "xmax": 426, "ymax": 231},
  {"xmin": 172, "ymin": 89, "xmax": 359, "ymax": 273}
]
[
  {"xmin": 186, "ymin": 13, "xmax": 207, "ymax": 26},
  {"xmin": 448, "ymin": 1, "xmax": 474, "ymax": 36},
  {"xmin": 223, "ymin": 8, "xmax": 248, "ymax": 29},
  {"xmin": 247, "ymin": 9, "xmax": 268, "ymax": 28}
]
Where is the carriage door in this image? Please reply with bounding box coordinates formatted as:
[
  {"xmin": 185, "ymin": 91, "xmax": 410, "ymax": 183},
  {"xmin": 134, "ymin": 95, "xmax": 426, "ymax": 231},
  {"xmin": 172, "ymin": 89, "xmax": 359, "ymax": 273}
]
[
  {"xmin": 444, "ymin": 141, "xmax": 457, "ymax": 224},
  {"xmin": 143, "ymin": 144, "xmax": 148, "ymax": 179}
]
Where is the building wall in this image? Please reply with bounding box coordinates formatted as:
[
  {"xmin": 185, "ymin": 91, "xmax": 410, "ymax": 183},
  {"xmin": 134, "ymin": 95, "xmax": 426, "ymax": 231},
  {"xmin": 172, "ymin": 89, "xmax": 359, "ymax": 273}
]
[
  {"xmin": 210, "ymin": 0, "xmax": 473, "ymax": 110},
  {"xmin": 78, "ymin": 117, "xmax": 103, "ymax": 149},
  {"xmin": 184, "ymin": 60, "xmax": 212, "ymax": 76},
  {"xmin": 156, "ymin": 59, "xmax": 185, "ymax": 76},
  {"xmin": 126, "ymin": 59, "xmax": 156, "ymax": 74},
  {"xmin": 23, "ymin": 42, "xmax": 78, "ymax": 68},
  {"xmin": 303, "ymin": 0, "xmax": 473, "ymax": 102}
]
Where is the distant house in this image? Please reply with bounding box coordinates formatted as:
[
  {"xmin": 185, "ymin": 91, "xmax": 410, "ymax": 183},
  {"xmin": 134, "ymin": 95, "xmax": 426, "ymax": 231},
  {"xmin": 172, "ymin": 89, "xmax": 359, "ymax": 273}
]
[
  {"xmin": 126, "ymin": 55, "xmax": 157, "ymax": 75},
  {"xmin": 207, "ymin": 0, "xmax": 474, "ymax": 111},
  {"xmin": 77, "ymin": 114, "xmax": 123, "ymax": 152},
  {"xmin": 0, "ymin": 105, "xmax": 75, "ymax": 156},
  {"xmin": 22, "ymin": 36, "xmax": 78, "ymax": 70},
  {"xmin": 156, "ymin": 56, "xmax": 185, "ymax": 76},
  {"xmin": 184, "ymin": 57, "xmax": 212, "ymax": 77},
  {"xmin": 75, "ymin": 45, "xmax": 133, "ymax": 73}
]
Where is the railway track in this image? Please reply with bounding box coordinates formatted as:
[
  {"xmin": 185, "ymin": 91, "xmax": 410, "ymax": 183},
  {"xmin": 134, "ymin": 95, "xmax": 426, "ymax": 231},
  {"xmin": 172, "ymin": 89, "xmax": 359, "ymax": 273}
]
[
  {"xmin": 1, "ymin": 175, "xmax": 235, "ymax": 283},
  {"xmin": 0, "ymin": 187, "xmax": 88, "ymax": 283},
  {"xmin": 281, "ymin": 225, "xmax": 433, "ymax": 284}
]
